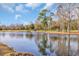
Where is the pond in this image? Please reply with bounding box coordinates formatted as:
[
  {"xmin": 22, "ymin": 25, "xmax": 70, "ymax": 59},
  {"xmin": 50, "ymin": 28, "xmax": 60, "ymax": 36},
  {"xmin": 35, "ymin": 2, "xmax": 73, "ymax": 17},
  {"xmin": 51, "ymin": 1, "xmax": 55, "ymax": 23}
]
[{"xmin": 0, "ymin": 32, "xmax": 79, "ymax": 56}]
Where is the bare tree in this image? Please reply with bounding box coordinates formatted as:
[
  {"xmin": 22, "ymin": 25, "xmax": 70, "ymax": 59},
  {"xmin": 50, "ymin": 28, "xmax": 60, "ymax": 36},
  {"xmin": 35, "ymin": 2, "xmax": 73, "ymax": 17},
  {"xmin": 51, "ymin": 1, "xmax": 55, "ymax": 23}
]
[
  {"xmin": 74, "ymin": 6, "xmax": 79, "ymax": 32},
  {"xmin": 56, "ymin": 3, "xmax": 78, "ymax": 32}
]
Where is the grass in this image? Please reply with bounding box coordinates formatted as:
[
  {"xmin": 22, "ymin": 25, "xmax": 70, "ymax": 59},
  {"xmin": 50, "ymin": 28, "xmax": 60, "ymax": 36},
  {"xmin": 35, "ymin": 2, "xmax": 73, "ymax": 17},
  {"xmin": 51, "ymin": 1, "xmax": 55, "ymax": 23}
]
[
  {"xmin": 0, "ymin": 29, "xmax": 78, "ymax": 32},
  {"xmin": 0, "ymin": 30, "xmax": 33, "ymax": 32},
  {"xmin": 0, "ymin": 30, "xmax": 79, "ymax": 35}
]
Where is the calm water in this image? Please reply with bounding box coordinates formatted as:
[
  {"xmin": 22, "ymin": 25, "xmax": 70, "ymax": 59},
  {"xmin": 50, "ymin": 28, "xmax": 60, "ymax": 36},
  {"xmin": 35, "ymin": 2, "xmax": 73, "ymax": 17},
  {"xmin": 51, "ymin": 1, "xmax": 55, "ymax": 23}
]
[{"xmin": 0, "ymin": 32, "xmax": 79, "ymax": 56}]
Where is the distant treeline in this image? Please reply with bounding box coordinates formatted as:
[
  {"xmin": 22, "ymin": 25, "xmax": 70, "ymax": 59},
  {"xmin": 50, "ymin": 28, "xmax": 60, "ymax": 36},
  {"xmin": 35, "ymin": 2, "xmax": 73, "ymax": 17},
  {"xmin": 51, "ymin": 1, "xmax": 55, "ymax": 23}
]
[{"xmin": 0, "ymin": 19, "xmax": 77, "ymax": 31}]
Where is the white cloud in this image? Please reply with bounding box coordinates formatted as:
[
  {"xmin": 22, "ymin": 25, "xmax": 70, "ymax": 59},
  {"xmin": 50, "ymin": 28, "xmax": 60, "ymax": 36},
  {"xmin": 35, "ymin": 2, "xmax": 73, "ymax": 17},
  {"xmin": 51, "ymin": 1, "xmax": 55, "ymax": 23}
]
[
  {"xmin": 15, "ymin": 4, "xmax": 32, "ymax": 13},
  {"xmin": 0, "ymin": 3, "xmax": 40, "ymax": 14},
  {"xmin": 43, "ymin": 3, "xmax": 54, "ymax": 10},
  {"xmin": 15, "ymin": 3, "xmax": 40, "ymax": 13},
  {"xmin": 1, "ymin": 4, "xmax": 15, "ymax": 13},
  {"xmin": 15, "ymin": 14, "xmax": 22, "ymax": 20},
  {"xmin": 25, "ymin": 3, "xmax": 40, "ymax": 9},
  {"xmin": 15, "ymin": 4, "xmax": 23, "ymax": 11}
]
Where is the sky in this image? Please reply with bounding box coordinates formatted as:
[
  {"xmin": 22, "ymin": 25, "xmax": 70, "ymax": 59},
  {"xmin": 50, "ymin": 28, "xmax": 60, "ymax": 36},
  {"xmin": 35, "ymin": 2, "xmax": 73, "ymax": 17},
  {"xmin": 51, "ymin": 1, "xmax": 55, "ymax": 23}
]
[{"xmin": 0, "ymin": 3, "xmax": 58, "ymax": 25}]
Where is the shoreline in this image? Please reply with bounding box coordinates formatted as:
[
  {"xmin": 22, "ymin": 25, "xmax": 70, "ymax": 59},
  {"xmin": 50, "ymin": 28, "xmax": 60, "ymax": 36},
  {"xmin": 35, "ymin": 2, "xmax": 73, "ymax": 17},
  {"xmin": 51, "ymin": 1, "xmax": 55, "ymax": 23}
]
[
  {"xmin": 0, "ymin": 30, "xmax": 79, "ymax": 35},
  {"xmin": 0, "ymin": 43, "xmax": 33, "ymax": 56},
  {"xmin": 36, "ymin": 31, "xmax": 79, "ymax": 35}
]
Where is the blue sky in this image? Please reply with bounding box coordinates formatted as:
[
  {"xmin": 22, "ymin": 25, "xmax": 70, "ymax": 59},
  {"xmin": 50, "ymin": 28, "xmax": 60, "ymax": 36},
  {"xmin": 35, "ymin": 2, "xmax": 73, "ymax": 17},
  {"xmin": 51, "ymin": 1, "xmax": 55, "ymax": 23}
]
[{"xmin": 0, "ymin": 3, "xmax": 57, "ymax": 25}]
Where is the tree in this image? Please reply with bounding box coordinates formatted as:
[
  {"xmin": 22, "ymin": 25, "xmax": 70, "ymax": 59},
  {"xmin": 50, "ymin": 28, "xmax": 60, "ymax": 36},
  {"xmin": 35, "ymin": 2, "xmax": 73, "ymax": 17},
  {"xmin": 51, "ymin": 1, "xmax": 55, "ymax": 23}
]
[
  {"xmin": 74, "ymin": 6, "xmax": 79, "ymax": 32},
  {"xmin": 56, "ymin": 3, "xmax": 78, "ymax": 32},
  {"xmin": 38, "ymin": 9, "xmax": 48, "ymax": 30},
  {"xmin": 47, "ymin": 10, "xmax": 54, "ymax": 30},
  {"xmin": 37, "ymin": 9, "xmax": 54, "ymax": 31}
]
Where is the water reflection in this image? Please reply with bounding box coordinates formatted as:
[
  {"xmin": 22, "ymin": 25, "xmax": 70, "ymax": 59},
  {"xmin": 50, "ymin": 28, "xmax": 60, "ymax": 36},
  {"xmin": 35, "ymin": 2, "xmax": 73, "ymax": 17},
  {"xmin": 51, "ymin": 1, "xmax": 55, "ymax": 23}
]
[
  {"xmin": 0, "ymin": 32, "xmax": 79, "ymax": 56},
  {"xmin": 35, "ymin": 33, "xmax": 79, "ymax": 56},
  {"xmin": 25, "ymin": 33, "xmax": 34, "ymax": 39},
  {"xmin": 76, "ymin": 35, "xmax": 79, "ymax": 55},
  {"xmin": 35, "ymin": 33, "xmax": 55, "ymax": 56},
  {"xmin": 9, "ymin": 33, "xmax": 24, "ymax": 38},
  {"xmin": 0, "ymin": 32, "xmax": 6, "ymax": 37}
]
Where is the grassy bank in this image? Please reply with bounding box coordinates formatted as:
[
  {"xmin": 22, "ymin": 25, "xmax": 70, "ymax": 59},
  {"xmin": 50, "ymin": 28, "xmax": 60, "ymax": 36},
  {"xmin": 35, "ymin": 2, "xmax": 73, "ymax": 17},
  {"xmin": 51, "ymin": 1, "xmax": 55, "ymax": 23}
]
[
  {"xmin": 0, "ymin": 30, "xmax": 79, "ymax": 35},
  {"xmin": 0, "ymin": 30, "xmax": 33, "ymax": 32},
  {"xmin": 0, "ymin": 43, "xmax": 15, "ymax": 56},
  {"xmin": 0, "ymin": 43, "xmax": 33, "ymax": 56}
]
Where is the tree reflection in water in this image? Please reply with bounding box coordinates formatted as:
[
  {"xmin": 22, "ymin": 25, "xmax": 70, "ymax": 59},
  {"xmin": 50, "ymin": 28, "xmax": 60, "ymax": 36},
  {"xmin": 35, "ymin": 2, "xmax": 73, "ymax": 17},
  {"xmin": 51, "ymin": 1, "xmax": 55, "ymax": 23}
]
[
  {"xmin": 55, "ymin": 34, "xmax": 71, "ymax": 56},
  {"xmin": 35, "ymin": 33, "xmax": 54, "ymax": 56},
  {"xmin": 9, "ymin": 33, "xmax": 24, "ymax": 38},
  {"xmin": 68, "ymin": 34, "xmax": 71, "ymax": 56},
  {"xmin": 9, "ymin": 32, "xmax": 34, "ymax": 39},
  {"xmin": 76, "ymin": 35, "xmax": 79, "ymax": 55},
  {"xmin": 0, "ymin": 32, "xmax": 5, "ymax": 37},
  {"xmin": 25, "ymin": 33, "xmax": 34, "ymax": 39},
  {"xmin": 35, "ymin": 33, "xmax": 71, "ymax": 56},
  {"xmin": 56, "ymin": 35, "xmax": 68, "ymax": 56}
]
